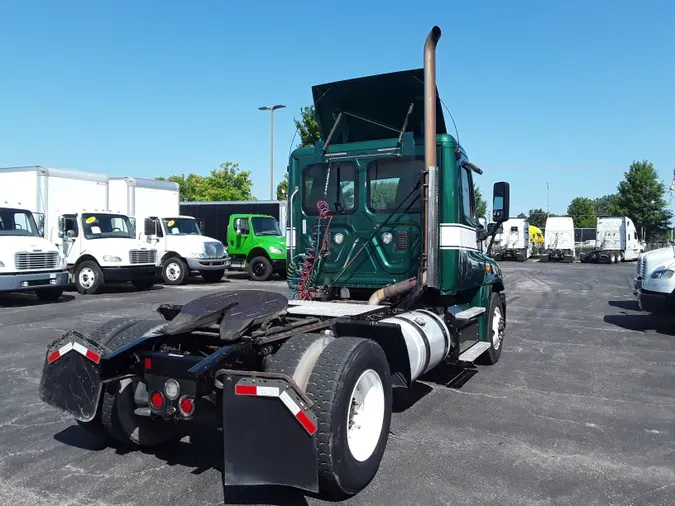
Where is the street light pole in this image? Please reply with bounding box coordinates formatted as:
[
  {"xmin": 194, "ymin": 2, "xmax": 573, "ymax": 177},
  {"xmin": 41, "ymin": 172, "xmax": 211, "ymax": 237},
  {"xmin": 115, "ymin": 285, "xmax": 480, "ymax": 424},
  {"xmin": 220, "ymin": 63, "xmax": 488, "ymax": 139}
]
[
  {"xmin": 259, "ymin": 104, "xmax": 286, "ymax": 200},
  {"xmin": 546, "ymin": 182, "xmax": 550, "ymax": 219}
]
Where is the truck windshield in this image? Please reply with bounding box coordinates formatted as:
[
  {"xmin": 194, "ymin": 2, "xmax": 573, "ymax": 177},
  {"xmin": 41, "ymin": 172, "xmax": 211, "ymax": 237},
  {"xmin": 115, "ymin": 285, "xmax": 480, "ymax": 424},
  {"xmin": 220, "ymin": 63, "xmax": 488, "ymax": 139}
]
[
  {"xmin": 163, "ymin": 218, "xmax": 202, "ymax": 235},
  {"xmin": 81, "ymin": 213, "xmax": 134, "ymax": 240},
  {"xmin": 0, "ymin": 208, "xmax": 40, "ymax": 237},
  {"xmin": 251, "ymin": 217, "xmax": 282, "ymax": 236},
  {"xmin": 366, "ymin": 157, "xmax": 423, "ymax": 212},
  {"xmin": 302, "ymin": 161, "xmax": 357, "ymax": 214}
]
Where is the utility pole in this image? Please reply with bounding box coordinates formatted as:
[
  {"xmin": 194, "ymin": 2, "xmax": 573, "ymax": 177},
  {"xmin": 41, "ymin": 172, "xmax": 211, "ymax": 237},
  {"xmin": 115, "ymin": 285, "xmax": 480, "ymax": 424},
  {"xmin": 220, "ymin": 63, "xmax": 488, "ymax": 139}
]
[
  {"xmin": 258, "ymin": 104, "xmax": 286, "ymax": 200},
  {"xmin": 546, "ymin": 182, "xmax": 550, "ymax": 219}
]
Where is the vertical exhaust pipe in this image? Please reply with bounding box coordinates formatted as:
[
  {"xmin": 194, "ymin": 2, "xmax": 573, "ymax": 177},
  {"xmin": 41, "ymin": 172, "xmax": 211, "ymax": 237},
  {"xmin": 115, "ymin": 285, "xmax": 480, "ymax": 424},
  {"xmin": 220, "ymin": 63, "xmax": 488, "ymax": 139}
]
[{"xmin": 423, "ymin": 25, "xmax": 441, "ymax": 287}]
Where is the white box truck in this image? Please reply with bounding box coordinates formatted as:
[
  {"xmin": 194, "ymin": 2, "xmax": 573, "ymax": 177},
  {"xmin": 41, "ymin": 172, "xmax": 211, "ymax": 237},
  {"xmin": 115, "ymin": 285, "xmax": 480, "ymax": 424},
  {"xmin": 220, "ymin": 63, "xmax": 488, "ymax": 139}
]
[
  {"xmin": 540, "ymin": 216, "xmax": 574, "ymax": 263},
  {"xmin": 0, "ymin": 198, "xmax": 68, "ymax": 300},
  {"xmin": 493, "ymin": 218, "xmax": 531, "ymax": 262},
  {"xmin": 108, "ymin": 177, "xmax": 231, "ymax": 285},
  {"xmin": 579, "ymin": 216, "xmax": 644, "ymax": 263},
  {"xmin": 0, "ymin": 166, "xmax": 160, "ymax": 294}
]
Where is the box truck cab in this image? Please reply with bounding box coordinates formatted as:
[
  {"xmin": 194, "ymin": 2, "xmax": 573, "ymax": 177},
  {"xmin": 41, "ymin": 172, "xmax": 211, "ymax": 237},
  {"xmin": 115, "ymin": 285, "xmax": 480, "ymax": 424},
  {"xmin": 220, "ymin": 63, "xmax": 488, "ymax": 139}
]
[
  {"xmin": 227, "ymin": 213, "xmax": 286, "ymax": 281},
  {"xmin": 633, "ymin": 246, "xmax": 675, "ymax": 314},
  {"xmin": 493, "ymin": 218, "xmax": 531, "ymax": 262},
  {"xmin": 56, "ymin": 209, "xmax": 159, "ymax": 294},
  {"xmin": 0, "ymin": 202, "xmax": 68, "ymax": 300},
  {"xmin": 108, "ymin": 177, "xmax": 231, "ymax": 285},
  {"xmin": 541, "ymin": 216, "xmax": 574, "ymax": 263}
]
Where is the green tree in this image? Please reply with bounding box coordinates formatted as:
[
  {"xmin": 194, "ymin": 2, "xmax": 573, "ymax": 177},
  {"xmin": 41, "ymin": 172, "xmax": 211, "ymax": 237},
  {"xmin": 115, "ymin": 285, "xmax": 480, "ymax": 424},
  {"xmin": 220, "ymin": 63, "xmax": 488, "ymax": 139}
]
[
  {"xmin": 593, "ymin": 194, "xmax": 619, "ymax": 217},
  {"xmin": 277, "ymin": 172, "xmax": 288, "ymax": 200},
  {"xmin": 567, "ymin": 197, "xmax": 597, "ymax": 228},
  {"xmin": 517, "ymin": 212, "xmax": 527, "ymax": 219},
  {"xmin": 474, "ymin": 184, "xmax": 487, "ymax": 219},
  {"xmin": 526, "ymin": 208, "xmax": 549, "ymax": 229},
  {"xmin": 294, "ymin": 106, "xmax": 321, "ymax": 148},
  {"xmin": 158, "ymin": 162, "xmax": 254, "ymax": 202},
  {"xmin": 614, "ymin": 160, "xmax": 673, "ymax": 240}
]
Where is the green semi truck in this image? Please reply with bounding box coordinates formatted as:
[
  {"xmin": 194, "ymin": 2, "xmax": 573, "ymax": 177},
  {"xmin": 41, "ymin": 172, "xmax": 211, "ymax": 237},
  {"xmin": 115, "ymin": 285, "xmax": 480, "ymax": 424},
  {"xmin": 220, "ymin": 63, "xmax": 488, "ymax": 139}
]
[{"xmin": 38, "ymin": 26, "xmax": 510, "ymax": 500}]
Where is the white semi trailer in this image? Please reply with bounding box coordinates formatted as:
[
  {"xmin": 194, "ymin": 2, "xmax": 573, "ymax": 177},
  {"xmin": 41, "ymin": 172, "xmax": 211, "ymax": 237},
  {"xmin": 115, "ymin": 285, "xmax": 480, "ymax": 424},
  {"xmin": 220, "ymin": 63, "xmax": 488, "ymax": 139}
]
[
  {"xmin": 580, "ymin": 216, "xmax": 643, "ymax": 263},
  {"xmin": 108, "ymin": 177, "xmax": 231, "ymax": 285},
  {"xmin": 493, "ymin": 218, "xmax": 531, "ymax": 262},
  {"xmin": 540, "ymin": 216, "xmax": 574, "ymax": 263},
  {"xmin": 0, "ymin": 166, "xmax": 159, "ymax": 294}
]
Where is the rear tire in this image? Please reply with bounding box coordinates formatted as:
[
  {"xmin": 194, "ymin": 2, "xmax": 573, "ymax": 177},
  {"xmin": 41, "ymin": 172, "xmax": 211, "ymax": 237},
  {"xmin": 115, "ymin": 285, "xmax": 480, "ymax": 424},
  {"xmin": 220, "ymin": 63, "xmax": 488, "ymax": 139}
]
[
  {"xmin": 477, "ymin": 292, "xmax": 505, "ymax": 365},
  {"xmin": 248, "ymin": 255, "xmax": 273, "ymax": 281},
  {"xmin": 131, "ymin": 278, "xmax": 155, "ymax": 291},
  {"xmin": 35, "ymin": 287, "xmax": 64, "ymax": 301},
  {"xmin": 200, "ymin": 269, "xmax": 224, "ymax": 283},
  {"xmin": 305, "ymin": 337, "xmax": 393, "ymax": 499}
]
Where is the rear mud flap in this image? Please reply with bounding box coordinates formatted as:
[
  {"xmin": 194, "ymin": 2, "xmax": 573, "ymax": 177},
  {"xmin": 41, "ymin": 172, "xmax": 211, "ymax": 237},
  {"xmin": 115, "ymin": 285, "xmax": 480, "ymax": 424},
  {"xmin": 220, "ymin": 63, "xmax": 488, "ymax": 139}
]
[
  {"xmin": 221, "ymin": 371, "xmax": 319, "ymax": 493},
  {"xmin": 38, "ymin": 331, "xmax": 106, "ymax": 422}
]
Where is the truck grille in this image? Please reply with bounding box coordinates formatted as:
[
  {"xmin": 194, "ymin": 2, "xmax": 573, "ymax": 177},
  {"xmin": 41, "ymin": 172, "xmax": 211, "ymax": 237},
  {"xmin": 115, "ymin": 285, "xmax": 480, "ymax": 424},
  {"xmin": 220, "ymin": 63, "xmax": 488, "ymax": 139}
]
[
  {"xmin": 129, "ymin": 249, "xmax": 156, "ymax": 264},
  {"xmin": 15, "ymin": 252, "xmax": 59, "ymax": 270},
  {"xmin": 205, "ymin": 242, "xmax": 225, "ymax": 258},
  {"xmin": 640, "ymin": 257, "xmax": 646, "ymax": 278}
]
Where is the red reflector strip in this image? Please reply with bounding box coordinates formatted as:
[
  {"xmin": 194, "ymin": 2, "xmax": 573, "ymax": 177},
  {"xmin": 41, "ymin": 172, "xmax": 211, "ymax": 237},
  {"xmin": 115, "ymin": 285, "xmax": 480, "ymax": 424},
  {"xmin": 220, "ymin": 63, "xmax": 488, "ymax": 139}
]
[
  {"xmin": 234, "ymin": 384, "xmax": 257, "ymax": 396},
  {"xmin": 144, "ymin": 358, "xmax": 152, "ymax": 370},
  {"xmin": 47, "ymin": 341, "xmax": 100, "ymax": 365},
  {"xmin": 279, "ymin": 390, "xmax": 317, "ymax": 436}
]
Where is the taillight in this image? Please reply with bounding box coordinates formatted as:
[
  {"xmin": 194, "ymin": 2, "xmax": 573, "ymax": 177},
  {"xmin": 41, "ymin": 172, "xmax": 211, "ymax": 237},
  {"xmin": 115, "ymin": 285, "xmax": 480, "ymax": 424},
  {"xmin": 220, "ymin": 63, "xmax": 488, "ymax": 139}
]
[
  {"xmin": 179, "ymin": 396, "xmax": 195, "ymax": 417},
  {"xmin": 150, "ymin": 391, "xmax": 164, "ymax": 409}
]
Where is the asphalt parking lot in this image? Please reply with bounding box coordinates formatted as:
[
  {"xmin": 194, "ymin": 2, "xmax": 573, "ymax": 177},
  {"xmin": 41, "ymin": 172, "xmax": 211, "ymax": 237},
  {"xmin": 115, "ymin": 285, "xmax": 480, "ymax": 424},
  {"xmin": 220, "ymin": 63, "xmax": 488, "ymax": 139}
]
[{"xmin": 0, "ymin": 263, "xmax": 673, "ymax": 506}]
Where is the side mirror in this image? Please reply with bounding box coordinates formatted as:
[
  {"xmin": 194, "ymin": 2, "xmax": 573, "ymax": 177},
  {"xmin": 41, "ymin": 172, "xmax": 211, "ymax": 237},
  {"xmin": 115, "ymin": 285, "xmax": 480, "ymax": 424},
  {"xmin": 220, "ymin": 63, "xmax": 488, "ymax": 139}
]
[
  {"xmin": 144, "ymin": 218, "xmax": 155, "ymax": 237},
  {"xmin": 492, "ymin": 182, "xmax": 510, "ymax": 223},
  {"xmin": 234, "ymin": 218, "xmax": 242, "ymax": 235},
  {"xmin": 66, "ymin": 230, "xmax": 75, "ymax": 239},
  {"xmin": 129, "ymin": 217, "xmax": 136, "ymax": 236},
  {"xmin": 58, "ymin": 216, "xmax": 65, "ymax": 232}
]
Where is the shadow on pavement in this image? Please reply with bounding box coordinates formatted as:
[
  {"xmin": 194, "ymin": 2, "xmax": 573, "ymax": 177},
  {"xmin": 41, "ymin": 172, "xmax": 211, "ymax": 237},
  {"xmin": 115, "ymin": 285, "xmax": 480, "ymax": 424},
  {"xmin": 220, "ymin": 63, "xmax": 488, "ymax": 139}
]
[
  {"xmin": 608, "ymin": 300, "xmax": 641, "ymax": 311},
  {"xmin": 0, "ymin": 292, "xmax": 76, "ymax": 308}
]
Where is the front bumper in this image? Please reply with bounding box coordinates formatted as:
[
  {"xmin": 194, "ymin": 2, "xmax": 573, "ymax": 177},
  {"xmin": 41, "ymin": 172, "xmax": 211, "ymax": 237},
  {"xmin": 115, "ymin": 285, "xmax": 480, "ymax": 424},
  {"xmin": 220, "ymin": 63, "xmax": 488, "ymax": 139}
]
[
  {"xmin": 186, "ymin": 257, "xmax": 232, "ymax": 271},
  {"xmin": 0, "ymin": 270, "xmax": 69, "ymax": 292},
  {"xmin": 102, "ymin": 265, "xmax": 160, "ymax": 282},
  {"xmin": 637, "ymin": 288, "xmax": 671, "ymax": 313}
]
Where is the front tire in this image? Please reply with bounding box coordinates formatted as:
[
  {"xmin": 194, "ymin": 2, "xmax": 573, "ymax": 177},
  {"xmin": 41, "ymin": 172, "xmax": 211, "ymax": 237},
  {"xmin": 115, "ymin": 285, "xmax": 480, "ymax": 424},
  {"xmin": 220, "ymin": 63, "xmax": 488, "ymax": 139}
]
[
  {"xmin": 305, "ymin": 337, "xmax": 393, "ymax": 498},
  {"xmin": 162, "ymin": 257, "xmax": 188, "ymax": 285},
  {"xmin": 74, "ymin": 260, "xmax": 104, "ymax": 294},
  {"xmin": 247, "ymin": 255, "xmax": 273, "ymax": 281},
  {"xmin": 477, "ymin": 292, "xmax": 505, "ymax": 365}
]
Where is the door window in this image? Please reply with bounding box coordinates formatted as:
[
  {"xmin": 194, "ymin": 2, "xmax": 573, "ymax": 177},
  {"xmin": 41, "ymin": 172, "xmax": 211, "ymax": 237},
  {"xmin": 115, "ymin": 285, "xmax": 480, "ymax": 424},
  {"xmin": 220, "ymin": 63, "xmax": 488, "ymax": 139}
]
[
  {"xmin": 366, "ymin": 157, "xmax": 423, "ymax": 213},
  {"xmin": 302, "ymin": 161, "xmax": 357, "ymax": 214},
  {"xmin": 460, "ymin": 164, "xmax": 477, "ymax": 225}
]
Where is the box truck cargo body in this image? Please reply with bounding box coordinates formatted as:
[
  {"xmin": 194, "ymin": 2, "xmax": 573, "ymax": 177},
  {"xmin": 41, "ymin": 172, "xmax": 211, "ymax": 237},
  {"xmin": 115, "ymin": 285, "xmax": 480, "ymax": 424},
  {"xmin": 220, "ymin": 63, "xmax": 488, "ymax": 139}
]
[
  {"xmin": 109, "ymin": 178, "xmax": 230, "ymax": 284},
  {"xmin": 0, "ymin": 166, "xmax": 159, "ymax": 294}
]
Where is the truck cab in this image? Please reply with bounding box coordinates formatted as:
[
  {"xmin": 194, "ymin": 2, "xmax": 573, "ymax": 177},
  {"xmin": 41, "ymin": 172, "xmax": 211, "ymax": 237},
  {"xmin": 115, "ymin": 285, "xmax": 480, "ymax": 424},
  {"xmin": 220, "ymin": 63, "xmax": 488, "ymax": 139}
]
[
  {"xmin": 541, "ymin": 216, "xmax": 575, "ymax": 263},
  {"xmin": 0, "ymin": 203, "xmax": 68, "ymax": 300},
  {"xmin": 55, "ymin": 210, "xmax": 160, "ymax": 294},
  {"xmin": 634, "ymin": 246, "xmax": 675, "ymax": 314},
  {"xmin": 493, "ymin": 218, "xmax": 531, "ymax": 262},
  {"xmin": 142, "ymin": 215, "xmax": 231, "ymax": 285},
  {"xmin": 226, "ymin": 214, "xmax": 286, "ymax": 281}
]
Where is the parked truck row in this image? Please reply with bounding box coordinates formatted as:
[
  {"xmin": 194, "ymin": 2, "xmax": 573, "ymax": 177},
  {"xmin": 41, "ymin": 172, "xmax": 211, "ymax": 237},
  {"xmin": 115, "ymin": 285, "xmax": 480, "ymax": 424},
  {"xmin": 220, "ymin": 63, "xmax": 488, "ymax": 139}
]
[
  {"xmin": 0, "ymin": 167, "xmax": 288, "ymax": 299},
  {"xmin": 490, "ymin": 215, "xmax": 644, "ymax": 264}
]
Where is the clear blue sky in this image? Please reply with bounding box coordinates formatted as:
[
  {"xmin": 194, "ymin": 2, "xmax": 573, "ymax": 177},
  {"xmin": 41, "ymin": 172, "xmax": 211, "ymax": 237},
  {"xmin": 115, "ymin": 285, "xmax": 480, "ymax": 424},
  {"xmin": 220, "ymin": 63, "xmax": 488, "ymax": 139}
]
[{"xmin": 1, "ymin": 0, "xmax": 673, "ymax": 216}]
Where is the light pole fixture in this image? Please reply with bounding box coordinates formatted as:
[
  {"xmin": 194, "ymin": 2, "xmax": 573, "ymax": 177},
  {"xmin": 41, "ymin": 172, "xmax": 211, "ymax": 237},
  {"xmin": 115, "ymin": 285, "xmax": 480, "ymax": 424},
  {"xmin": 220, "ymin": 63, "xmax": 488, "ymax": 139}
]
[{"xmin": 259, "ymin": 104, "xmax": 286, "ymax": 200}]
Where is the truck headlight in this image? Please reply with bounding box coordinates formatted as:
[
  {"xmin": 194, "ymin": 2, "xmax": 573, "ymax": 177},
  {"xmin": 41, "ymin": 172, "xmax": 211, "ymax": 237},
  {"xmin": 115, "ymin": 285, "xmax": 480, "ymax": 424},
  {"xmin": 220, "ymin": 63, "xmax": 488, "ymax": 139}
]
[
  {"xmin": 189, "ymin": 253, "xmax": 207, "ymax": 259},
  {"xmin": 103, "ymin": 255, "xmax": 122, "ymax": 262},
  {"xmin": 650, "ymin": 269, "xmax": 674, "ymax": 279},
  {"xmin": 269, "ymin": 246, "xmax": 283, "ymax": 255}
]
